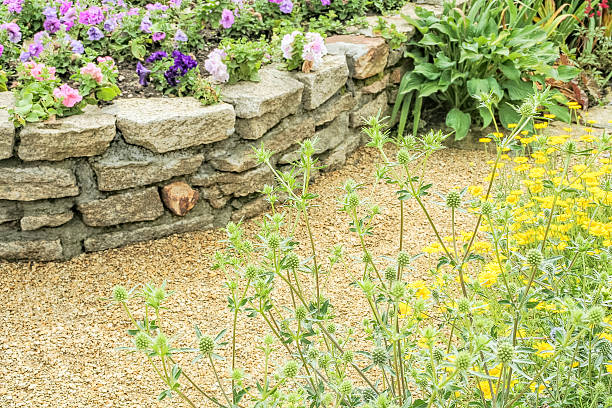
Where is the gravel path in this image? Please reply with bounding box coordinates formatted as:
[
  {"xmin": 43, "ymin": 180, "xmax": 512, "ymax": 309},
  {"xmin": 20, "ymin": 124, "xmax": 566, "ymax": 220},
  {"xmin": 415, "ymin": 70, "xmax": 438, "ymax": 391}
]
[{"xmin": 0, "ymin": 145, "xmax": 491, "ymax": 408}]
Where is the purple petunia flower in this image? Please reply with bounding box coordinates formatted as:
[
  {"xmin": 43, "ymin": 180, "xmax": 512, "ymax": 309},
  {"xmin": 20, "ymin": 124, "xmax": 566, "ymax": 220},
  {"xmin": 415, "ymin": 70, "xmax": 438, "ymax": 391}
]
[
  {"xmin": 145, "ymin": 2, "xmax": 168, "ymax": 11},
  {"xmin": 19, "ymin": 51, "xmax": 30, "ymax": 61},
  {"xmin": 59, "ymin": 1, "xmax": 72, "ymax": 15},
  {"xmin": 136, "ymin": 61, "xmax": 151, "ymax": 86},
  {"xmin": 3, "ymin": 0, "xmax": 23, "ymax": 14},
  {"xmin": 42, "ymin": 6, "xmax": 57, "ymax": 18},
  {"xmin": 79, "ymin": 6, "xmax": 104, "ymax": 25},
  {"xmin": 169, "ymin": 0, "xmax": 182, "ymax": 8},
  {"xmin": 0, "ymin": 44, "xmax": 4, "ymax": 57},
  {"xmin": 103, "ymin": 19, "xmax": 116, "ymax": 32},
  {"xmin": 139, "ymin": 15, "xmax": 152, "ymax": 33},
  {"xmin": 321, "ymin": 0, "xmax": 331, "ymax": 4},
  {"xmin": 43, "ymin": 17, "xmax": 62, "ymax": 34},
  {"xmin": 87, "ymin": 26, "xmax": 104, "ymax": 41},
  {"xmin": 71, "ymin": 39, "xmax": 84, "ymax": 54},
  {"xmin": 220, "ymin": 9, "xmax": 234, "ymax": 29},
  {"xmin": 145, "ymin": 50, "xmax": 168, "ymax": 63},
  {"xmin": 174, "ymin": 28, "xmax": 187, "ymax": 42},
  {"xmin": 279, "ymin": 0, "xmax": 293, "ymax": 13},
  {"xmin": 127, "ymin": 7, "xmax": 139, "ymax": 16},
  {"xmin": 1, "ymin": 22, "xmax": 21, "ymax": 43},
  {"xmin": 152, "ymin": 32, "xmax": 166, "ymax": 42},
  {"xmin": 28, "ymin": 42, "xmax": 44, "ymax": 58}
]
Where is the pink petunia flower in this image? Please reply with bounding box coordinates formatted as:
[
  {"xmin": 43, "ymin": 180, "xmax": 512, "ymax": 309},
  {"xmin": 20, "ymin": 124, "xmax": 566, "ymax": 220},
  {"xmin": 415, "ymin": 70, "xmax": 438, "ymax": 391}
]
[
  {"xmin": 80, "ymin": 62, "xmax": 103, "ymax": 83},
  {"xmin": 53, "ymin": 84, "xmax": 82, "ymax": 107}
]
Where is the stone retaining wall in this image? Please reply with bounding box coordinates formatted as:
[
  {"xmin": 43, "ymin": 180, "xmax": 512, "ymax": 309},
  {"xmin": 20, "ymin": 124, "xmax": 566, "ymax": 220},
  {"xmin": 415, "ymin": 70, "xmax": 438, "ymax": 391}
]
[{"xmin": 0, "ymin": 33, "xmax": 410, "ymax": 261}]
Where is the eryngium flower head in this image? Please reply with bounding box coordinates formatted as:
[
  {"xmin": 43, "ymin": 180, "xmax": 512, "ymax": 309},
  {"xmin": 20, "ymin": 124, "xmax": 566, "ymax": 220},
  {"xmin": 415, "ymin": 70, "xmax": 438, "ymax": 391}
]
[
  {"xmin": 342, "ymin": 350, "xmax": 354, "ymax": 363},
  {"xmin": 134, "ymin": 331, "xmax": 151, "ymax": 350},
  {"xmin": 286, "ymin": 253, "xmax": 299, "ymax": 269},
  {"xmin": 455, "ymin": 351, "xmax": 471, "ymax": 372},
  {"xmin": 385, "ymin": 267, "xmax": 396, "ymax": 281},
  {"xmin": 245, "ymin": 265, "xmax": 258, "ymax": 280},
  {"xmin": 199, "ymin": 335, "xmax": 215, "ymax": 355},
  {"xmin": 457, "ymin": 298, "xmax": 470, "ymax": 315},
  {"xmin": 283, "ymin": 360, "xmax": 298, "ymax": 378},
  {"xmin": 497, "ymin": 341, "xmax": 514, "ymax": 364},
  {"xmin": 347, "ymin": 192, "xmax": 360, "ymax": 209},
  {"xmin": 112, "ymin": 285, "xmax": 129, "ymax": 302},
  {"xmin": 446, "ymin": 191, "xmax": 461, "ymax": 208},
  {"xmin": 267, "ymin": 233, "xmax": 280, "ymax": 250},
  {"xmin": 390, "ymin": 281, "xmax": 405, "ymax": 299},
  {"xmin": 295, "ymin": 306, "xmax": 307, "ymax": 321},
  {"xmin": 372, "ymin": 347, "xmax": 387, "ymax": 366},
  {"xmin": 326, "ymin": 322, "xmax": 336, "ymax": 334},
  {"xmin": 397, "ymin": 148, "xmax": 410, "ymax": 165},
  {"xmin": 397, "ymin": 251, "xmax": 410, "ymax": 267},
  {"xmin": 526, "ymin": 248, "xmax": 543, "ymax": 267},
  {"xmin": 586, "ymin": 306, "xmax": 604, "ymax": 327},
  {"xmin": 481, "ymin": 201, "xmax": 493, "ymax": 216},
  {"xmin": 339, "ymin": 380, "xmax": 352, "ymax": 395}
]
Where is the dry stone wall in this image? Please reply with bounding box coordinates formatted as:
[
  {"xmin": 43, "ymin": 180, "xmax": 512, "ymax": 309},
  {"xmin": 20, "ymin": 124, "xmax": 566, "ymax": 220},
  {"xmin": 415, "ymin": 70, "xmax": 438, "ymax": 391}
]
[{"xmin": 0, "ymin": 34, "xmax": 409, "ymax": 261}]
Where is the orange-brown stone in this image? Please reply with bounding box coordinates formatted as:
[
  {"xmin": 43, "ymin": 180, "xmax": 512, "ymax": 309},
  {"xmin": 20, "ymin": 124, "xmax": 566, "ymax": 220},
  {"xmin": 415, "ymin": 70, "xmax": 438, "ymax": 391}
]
[{"xmin": 161, "ymin": 181, "xmax": 199, "ymax": 216}]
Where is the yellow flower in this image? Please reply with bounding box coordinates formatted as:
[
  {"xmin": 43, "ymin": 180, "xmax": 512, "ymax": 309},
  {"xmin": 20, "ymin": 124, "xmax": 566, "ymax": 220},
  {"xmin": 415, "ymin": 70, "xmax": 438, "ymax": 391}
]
[
  {"xmin": 534, "ymin": 122, "xmax": 548, "ymax": 130},
  {"xmin": 468, "ymin": 185, "xmax": 483, "ymax": 196},
  {"xmin": 543, "ymin": 113, "xmax": 556, "ymax": 119},
  {"xmin": 409, "ymin": 280, "xmax": 431, "ymax": 300},
  {"xmin": 508, "ymin": 123, "xmax": 518, "ymax": 129},
  {"xmin": 506, "ymin": 195, "xmax": 519, "ymax": 205},
  {"xmin": 534, "ymin": 341, "xmax": 554, "ymax": 358},
  {"xmin": 530, "ymin": 383, "xmax": 547, "ymax": 393},
  {"xmin": 606, "ymin": 362, "xmax": 612, "ymax": 374},
  {"xmin": 479, "ymin": 381, "xmax": 494, "ymax": 400},
  {"xmin": 398, "ymin": 302, "xmax": 411, "ymax": 318},
  {"xmin": 513, "ymin": 157, "xmax": 528, "ymax": 164},
  {"xmin": 479, "ymin": 137, "xmax": 492, "ymax": 143}
]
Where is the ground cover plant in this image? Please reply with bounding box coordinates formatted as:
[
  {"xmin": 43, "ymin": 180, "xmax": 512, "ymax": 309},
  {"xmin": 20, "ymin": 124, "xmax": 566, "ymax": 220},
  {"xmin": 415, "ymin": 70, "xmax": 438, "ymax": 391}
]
[{"xmin": 111, "ymin": 89, "xmax": 612, "ymax": 407}]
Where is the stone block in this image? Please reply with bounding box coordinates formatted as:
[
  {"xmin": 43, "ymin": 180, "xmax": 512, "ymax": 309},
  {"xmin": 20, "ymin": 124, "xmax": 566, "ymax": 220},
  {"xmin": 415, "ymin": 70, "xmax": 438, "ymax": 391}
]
[
  {"xmin": 210, "ymin": 114, "xmax": 315, "ymax": 173},
  {"xmin": 218, "ymin": 165, "xmax": 274, "ymax": 197},
  {"xmin": 310, "ymin": 92, "xmax": 356, "ymax": 127},
  {"xmin": 323, "ymin": 128, "xmax": 362, "ymax": 171},
  {"xmin": 200, "ymin": 185, "xmax": 230, "ymax": 209},
  {"xmin": 231, "ymin": 196, "xmax": 270, "ymax": 222},
  {"xmin": 161, "ymin": 181, "xmax": 199, "ymax": 216},
  {"xmin": 361, "ymin": 73, "xmax": 389, "ymax": 94},
  {"xmin": 104, "ymin": 98, "xmax": 235, "ymax": 153},
  {"xmin": 0, "ymin": 201, "xmax": 20, "ymax": 224},
  {"xmin": 292, "ymin": 55, "xmax": 349, "ymax": 110},
  {"xmin": 0, "ymin": 239, "xmax": 63, "ymax": 261},
  {"xmin": 190, "ymin": 166, "xmax": 224, "ymax": 187},
  {"xmin": 221, "ymin": 68, "xmax": 304, "ymax": 119},
  {"xmin": 350, "ymin": 92, "xmax": 388, "ymax": 128},
  {"xmin": 280, "ymin": 112, "xmax": 349, "ymax": 164},
  {"xmin": 18, "ymin": 108, "xmax": 116, "ymax": 161},
  {"xmin": 325, "ymin": 35, "xmax": 389, "ymax": 80},
  {"xmin": 20, "ymin": 211, "xmax": 73, "ymax": 231},
  {"xmin": 0, "ymin": 92, "xmax": 15, "ymax": 160},
  {"xmin": 91, "ymin": 141, "xmax": 204, "ymax": 191},
  {"xmin": 83, "ymin": 204, "xmax": 214, "ymax": 252},
  {"xmin": 77, "ymin": 187, "xmax": 164, "ymax": 227},
  {"xmin": 0, "ymin": 164, "xmax": 79, "ymax": 201},
  {"xmin": 235, "ymin": 106, "xmax": 298, "ymax": 140}
]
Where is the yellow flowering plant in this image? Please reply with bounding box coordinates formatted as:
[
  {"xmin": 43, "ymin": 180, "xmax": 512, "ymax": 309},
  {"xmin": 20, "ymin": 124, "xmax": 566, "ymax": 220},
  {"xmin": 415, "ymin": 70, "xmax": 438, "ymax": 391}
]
[{"xmin": 108, "ymin": 89, "xmax": 611, "ymax": 408}]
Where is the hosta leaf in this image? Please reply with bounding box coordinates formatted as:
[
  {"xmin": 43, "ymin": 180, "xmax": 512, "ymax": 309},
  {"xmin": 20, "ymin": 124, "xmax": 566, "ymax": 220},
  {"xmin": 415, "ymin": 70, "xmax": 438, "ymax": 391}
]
[{"xmin": 446, "ymin": 108, "xmax": 471, "ymax": 140}]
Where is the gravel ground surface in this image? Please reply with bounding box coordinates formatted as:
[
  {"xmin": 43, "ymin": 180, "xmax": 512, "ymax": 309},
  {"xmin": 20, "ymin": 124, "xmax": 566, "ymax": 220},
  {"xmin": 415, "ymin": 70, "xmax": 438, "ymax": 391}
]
[{"xmin": 0, "ymin": 145, "xmax": 492, "ymax": 408}]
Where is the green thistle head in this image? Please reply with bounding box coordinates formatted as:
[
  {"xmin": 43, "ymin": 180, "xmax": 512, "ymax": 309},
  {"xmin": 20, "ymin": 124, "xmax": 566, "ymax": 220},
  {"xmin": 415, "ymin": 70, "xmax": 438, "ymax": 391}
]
[
  {"xmin": 497, "ymin": 341, "xmax": 514, "ymax": 364},
  {"xmin": 283, "ymin": 360, "xmax": 298, "ymax": 378},
  {"xmin": 446, "ymin": 191, "xmax": 461, "ymax": 209},
  {"xmin": 112, "ymin": 285, "xmax": 129, "ymax": 302},
  {"xmin": 134, "ymin": 331, "xmax": 151, "ymax": 351},
  {"xmin": 526, "ymin": 248, "xmax": 543, "ymax": 267},
  {"xmin": 199, "ymin": 335, "xmax": 215, "ymax": 356},
  {"xmin": 397, "ymin": 251, "xmax": 410, "ymax": 268},
  {"xmin": 372, "ymin": 347, "xmax": 387, "ymax": 366},
  {"xmin": 455, "ymin": 351, "xmax": 471, "ymax": 372}
]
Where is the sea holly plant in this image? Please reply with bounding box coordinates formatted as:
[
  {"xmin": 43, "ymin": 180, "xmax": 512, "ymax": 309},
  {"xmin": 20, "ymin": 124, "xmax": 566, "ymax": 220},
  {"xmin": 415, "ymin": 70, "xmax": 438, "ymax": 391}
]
[{"xmin": 111, "ymin": 89, "xmax": 612, "ymax": 408}]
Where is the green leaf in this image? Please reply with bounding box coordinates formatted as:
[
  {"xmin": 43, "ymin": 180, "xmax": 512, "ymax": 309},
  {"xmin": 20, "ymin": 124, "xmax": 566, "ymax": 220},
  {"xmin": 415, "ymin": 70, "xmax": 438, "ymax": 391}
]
[
  {"xmin": 499, "ymin": 103, "xmax": 521, "ymax": 128},
  {"xmin": 478, "ymin": 106, "xmax": 493, "ymax": 128},
  {"xmin": 96, "ymin": 87, "xmax": 119, "ymax": 101},
  {"xmin": 499, "ymin": 61, "xmax": 521, "ymax": 81},
  {"xmin": 546, "ymin": 103, "xmax": 571, "ymax": 123},
  {"xmin": 446, "ymin": 108, "xmax": 471, "ymax": 141},
  {"xmin": 413, "ymin": 63, "xmax": 440, "ymax": 80},
  {"xmin": 503, "ymin": 79, "xmax": 533, "ymax": 101},
  {"xmin": 556, "ymin": 65, "xmax": 581, "ymax": 81}
]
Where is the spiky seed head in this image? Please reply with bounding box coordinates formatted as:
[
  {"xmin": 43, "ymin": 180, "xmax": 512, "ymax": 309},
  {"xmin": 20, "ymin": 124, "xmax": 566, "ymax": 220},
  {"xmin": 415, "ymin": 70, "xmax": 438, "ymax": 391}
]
[
  {"xmin": 245, "ymin": 265, "xmax": 258, "ymax": 281},
  {"xmin": 372, "ymin": 347, "xmax": 387, "ymax": 366},
  {"xmin": 457, "ymin": 298, "xmax": 470, "ymax": 315},
  {"xmin": 342, "ymin": 350, "xmax": 354, "ymax": 363},
  {"xmin": 283, "ymin": 360, "xmax": 298, "ymax": 378},
  {"xmin": 267, "ymin": 233, "xmax": 280, "ymax": 250},
  {"xmin": 455, "ymin": 351, "xmax": 471, "ymax": 372},
  {"xmin": 481, "ymin": 201, "xmax": 493, "ymax": 216},
  {"xmin": 307, "ymin": 347, "xmax": 319, "ymax": 360},
  {"xmin": 586, "ymin": 306, "xmax": 605, "ymax": 327},
  {"xmin": 599, "ymin": 339, "xmax": 611, "ymax": 355},
  {"xmin": 390, "ymin": 281, "xmax": 405, "ymax": 299},
  {"xmin": 318, "ymin": 353, "xmax": 331, "ymax": 369},
  {"xmin": 153, "ymin": 333, "xmax": 169, "ymax": 356},
  {"xmin": 544, "ymin": 263, "xmax": 555, "ymax": 274},
  {"xmin": 295, "ymin": 306, "xmax": 307, "ymax": 321},
  {"xmin": 446, "ymin": 191, "xmax": 461, "ymax": 209},
  {"xmin": 134, "ymin": 332, "xmax": 151, "ymax": 350},
  {"xmin": 199, "ymin": 335, "xmax": 215, "ymax": 355},
  {"xmin": 263, "ymin": 334, "xmax": 275, "ymax": 346},
  {"xmin": 322, "ymin": 393, "xmax": 334, "ymax": 407},
  {"xmin": 433, "ymin": 348, "xmax": 444, "ymax": 362},
  {"xmin": 112, "ymin": 285, "xmax": 129, "ymax": 302},
  {"xmin": 232, "ymin": 368, "xmax": 244, "ymax": 381},
  {"xmin": 286, "ymin": 253, "xmax": 300, "ymax": 269},
  {"xmin": 326, "ymin": 322, "xmax": 336, "ymax": 334},
  {"xmin": 362, "ymin": 388, "xmax": 377, "ymax": 402},
  {"xmin": 362, "ymin": 252, "xmax": 372, "ymax": 264},
  {"xmin": 397, "ymin": 148, "xmax": 411, "ymax": 165},
  {"xmin": 605, "ymin": 396, "xmax": 612, "ymax": 407},
  {"xmin": 577, "ymin": 388, "xmax": 586, "ymax": 398},
  {"xmin": 497, "ymin": 341, "xmax": 514, "ymax": 364},
  {"xmin": 397, "ymin": 251, "xmax": 410, "ymax": 267},
  {"xmin": 518, "ymin": 100, "xmax": 537, "ymax": 117},
  {"xmin": 526, "ymin": 248, "xmax": 543, "ymax": 267},
  {"xmin": 339, "ymin": 380, "xmax": 352, "ymax": 395},
  {"xmin": 594, "ymin": 381, "xmax": 606, "ymax": 395},
  {"xmin": 347, "ymin": 192, "xmax": 360, "ymax": 209},
  {"xmin": 385, "ymin": 267, "xmax": 397, "ymax": 281}
]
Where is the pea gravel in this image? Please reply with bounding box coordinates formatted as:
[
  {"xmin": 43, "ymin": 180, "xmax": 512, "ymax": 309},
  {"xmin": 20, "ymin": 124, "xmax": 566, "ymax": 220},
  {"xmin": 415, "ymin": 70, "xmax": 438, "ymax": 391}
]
[{"xmin": 0, "ymin": 145, "xmax": 491, "ymax": 408}]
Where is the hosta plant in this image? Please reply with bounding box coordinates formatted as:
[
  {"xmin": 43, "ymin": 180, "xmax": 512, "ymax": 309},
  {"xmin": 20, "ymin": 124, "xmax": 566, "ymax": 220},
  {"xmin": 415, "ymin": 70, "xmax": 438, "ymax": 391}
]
[
  {"xmin": 393, "ymin": 0, "xmax": 581, "ymax": 140},
  {"xmin": 111, "ymin": 89, "xmax": 611, "ymax": 408}
]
